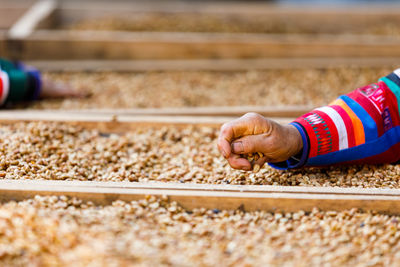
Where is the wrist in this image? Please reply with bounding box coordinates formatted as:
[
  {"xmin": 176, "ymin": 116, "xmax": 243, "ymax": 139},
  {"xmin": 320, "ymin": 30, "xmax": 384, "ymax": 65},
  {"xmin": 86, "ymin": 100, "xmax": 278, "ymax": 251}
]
[{"xmin": 283, "ymin": 124, "xmax": 303, "ymax": 158}]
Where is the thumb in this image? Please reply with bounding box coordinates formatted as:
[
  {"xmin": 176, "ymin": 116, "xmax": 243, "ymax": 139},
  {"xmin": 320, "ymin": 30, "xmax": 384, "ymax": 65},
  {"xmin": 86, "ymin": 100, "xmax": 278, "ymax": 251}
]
[{"xmin": 231, "ymin": 134, "xmax": 268, "ymax": 155}]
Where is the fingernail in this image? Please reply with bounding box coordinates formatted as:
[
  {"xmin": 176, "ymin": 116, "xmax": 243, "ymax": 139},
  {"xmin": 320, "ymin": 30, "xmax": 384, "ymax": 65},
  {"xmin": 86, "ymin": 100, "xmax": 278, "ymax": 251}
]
[
  {"xmin": 241, "ymin": 165, "xmax": 251, "ymax": 171},
  {"xmin": 232, "ymin": 141, "xmax": 244, "ymax": 154}
]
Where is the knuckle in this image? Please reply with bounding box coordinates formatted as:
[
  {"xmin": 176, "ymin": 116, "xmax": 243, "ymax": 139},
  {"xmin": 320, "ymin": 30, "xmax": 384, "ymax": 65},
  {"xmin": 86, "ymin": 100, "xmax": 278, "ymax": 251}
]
[
  {"xmin": 243, "ymin": 112, "xmax": 258, "ymax": 118},
  {"xmin": 244, "ymin": 112, "xmax": 263, "ymax": 123},
  {"xmin": 220, "ymin": 123, "xmax": 231, "ymax": 134}
]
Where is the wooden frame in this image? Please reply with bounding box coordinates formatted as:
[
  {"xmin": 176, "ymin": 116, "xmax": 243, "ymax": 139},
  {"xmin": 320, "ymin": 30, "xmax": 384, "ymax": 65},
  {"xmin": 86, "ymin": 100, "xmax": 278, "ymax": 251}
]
[
  {"xmin": 1, "ymin": 180, "xmax": 400, "ymax": 214},
  {"xmin": 3, "ymin": 0, "xmax": 400, "ymax": 60},
  {"xmin": 0, "ymin": 112, "xmax": 398, "ymax": 215},
  {"xmin": 8, "ymin": 0, "xmax": 57, "ymax": 39}
]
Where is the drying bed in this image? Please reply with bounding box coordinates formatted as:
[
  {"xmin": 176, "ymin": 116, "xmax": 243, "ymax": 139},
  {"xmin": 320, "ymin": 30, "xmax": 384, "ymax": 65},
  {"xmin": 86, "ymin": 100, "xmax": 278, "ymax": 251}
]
[
  {"xmin": 64, "ymin": 12, "xmax": 400, "ymax": 36},
  {"xmin": 0, "ymin": 195, "xmax": 399, "ymax": 266},
  {"xmin": 7, "ymin": 2, "xmax": 400, "ymax": 60},
  {"xmin": 1, "ymin": 121, "xmax": 400, "ymax": 188},
  {"xmin": 26, "ymin": 67, "xmax": 394, "ymax": 110}
]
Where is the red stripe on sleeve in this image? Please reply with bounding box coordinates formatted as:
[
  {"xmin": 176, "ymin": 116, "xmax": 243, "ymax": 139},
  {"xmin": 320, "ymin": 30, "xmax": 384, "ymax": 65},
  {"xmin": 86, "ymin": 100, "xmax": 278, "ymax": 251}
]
[
  {"xmin": 313, "ymin": 110, "xmax": 339, "ymax": 154},
  {"xmin": 0, "ymin": 75, "xmax": 3, "ymax": 101}
]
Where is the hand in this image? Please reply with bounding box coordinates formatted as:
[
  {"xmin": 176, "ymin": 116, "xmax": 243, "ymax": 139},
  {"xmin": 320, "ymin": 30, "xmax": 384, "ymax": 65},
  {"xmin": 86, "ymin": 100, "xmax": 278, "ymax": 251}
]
[
  {"xmin": 40, "ymin": 78, "xmax": 90, "ymax": 99},
  {"xmin": 217, "ymin": 113, "xmax": 303, "ymax": 171}
]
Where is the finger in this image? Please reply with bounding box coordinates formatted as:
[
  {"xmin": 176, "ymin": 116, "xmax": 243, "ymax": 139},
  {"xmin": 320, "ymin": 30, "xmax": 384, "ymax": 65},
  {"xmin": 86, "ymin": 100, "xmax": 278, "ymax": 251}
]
[
  {"xmin": 227, "ymin": 153, "xmax": 252, "ymax": 171},
  {"xmin": 52, "ymin": 82, "xmax": 79, "ymax": 97},
  {"xmin": 64, "ymin": 88, "xmax": 90, "ymax": 98},
  {"xmin": 217, "ymin": 132, "xmax": 231, "ymax": 159},
  {"xmin": 231, "ymin": 134, "xmax": 268, "ymax": 155},
  {"xmin": 251, "ymin": 156, "xmax": 268, "ymax": 172}
]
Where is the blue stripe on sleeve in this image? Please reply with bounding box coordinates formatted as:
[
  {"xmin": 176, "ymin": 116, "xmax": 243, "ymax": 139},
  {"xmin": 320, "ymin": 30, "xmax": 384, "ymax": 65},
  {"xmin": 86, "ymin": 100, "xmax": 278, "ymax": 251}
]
[
  {"xmin": 307, "ymin": 125, "xmax": 400, "ymax": 166},
  {"xmin": 339, "ymin": 95, "xmax": 378, "ymax": 141}
]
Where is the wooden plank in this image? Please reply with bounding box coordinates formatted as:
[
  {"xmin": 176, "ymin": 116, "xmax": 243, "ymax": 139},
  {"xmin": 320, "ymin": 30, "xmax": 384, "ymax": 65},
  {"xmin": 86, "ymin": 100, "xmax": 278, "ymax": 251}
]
[
  {"xmin": 42, "ymin": 106, "xmax": 312, "ymax": 118},
  {"xmin": 25, "ymin": 180, "xmax": 400, "ymax": 196},
  {"xmin": 8, "ymin": 31, "xmax": 400, "ymax": 60},
  {"xmin": 0, "ymin": 110, "xmax": 293, "ymax": 131},
  {"xmin": 26, "ymin": 58, "xmax": 400, "ymax": 72},
  {"xmin": 1, "ymin": 180, "xmax": 400, "ymax": 214},
  {"xmin": 57, "ymin": 1, "xmax": 400, "ymax": 16},
  {"xmin": 8, "ymin": 0, "xmax": 57, "ymax": 39}
]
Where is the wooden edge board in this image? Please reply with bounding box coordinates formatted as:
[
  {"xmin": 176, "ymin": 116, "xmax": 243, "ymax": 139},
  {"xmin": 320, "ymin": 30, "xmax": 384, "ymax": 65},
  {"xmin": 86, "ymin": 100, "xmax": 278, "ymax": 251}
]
[
  {"xmin": 9, "ymin": 30, "xmax": 400, "ymax": 60},
  {"xmin": 1, "ymin": 180, "xmax": 400, "ymax": 214},
  {"xmin": 24, "ymin": 106, "xmax": 312, "ymax": 118},
  {"xmin": 28, "ymin": 30, "xmax": 400, "ymax": 43},
  {"xmin": 58, "ymin": 1, "xmax": 400, "ymax": 15},
  {"xmin": 26, "ymin": 58, "xmax": 400, "ymax": 72},
  {"xmin": 9, "ymin": 180, "xmax": 400, "ymax": 197},
  {"xmin": 0, "ymin": 110, "xmax": 294, "ymax": 130},
  {"xmin": 8, "ymin": 0, "xmax": 57, "ymax": 39}
]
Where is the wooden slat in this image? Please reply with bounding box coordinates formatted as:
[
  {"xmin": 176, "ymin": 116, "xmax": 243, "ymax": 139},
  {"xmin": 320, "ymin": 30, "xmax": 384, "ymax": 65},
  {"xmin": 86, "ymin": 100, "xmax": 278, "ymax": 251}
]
[
  {"xmin": 8, "ymin": 0, "xmax": 57, "ymax": 39},
  {"xmin": 0, "ymin": 110, "xmax": 293, "ymax": 131},
  {"xmin": 1, "ymin": 180, "xmax": 400, "ymax": 214},
  {"xmin": 37, "ymin": 106, "xmax": 311, "ymax": 118},
  {"xmin": 7, "ymin": 31, "xmax": 400, "ymax": 60},
  {"xmin": 58, "ymin": 1, "xmax": 400, "ymax": 16},
  {"xmin": 26, "ymin": 58, "xmax": 400, "ymax": 72}
]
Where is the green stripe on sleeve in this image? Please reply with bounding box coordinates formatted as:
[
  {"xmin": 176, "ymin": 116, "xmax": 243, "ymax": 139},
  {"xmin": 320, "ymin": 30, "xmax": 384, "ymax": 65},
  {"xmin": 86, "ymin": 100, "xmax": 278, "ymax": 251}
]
[{"xmin": 380, "ymin": 77, "xmax": 400, "ymax": 115}]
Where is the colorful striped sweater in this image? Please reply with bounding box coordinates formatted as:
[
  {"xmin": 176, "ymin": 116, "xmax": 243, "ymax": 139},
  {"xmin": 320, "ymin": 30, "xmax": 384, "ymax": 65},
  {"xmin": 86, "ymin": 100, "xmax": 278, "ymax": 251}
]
[
  {"xmin": 0, "ymin": 58, "xmax": 42, "ymax": 106},
  {"xmin": 270, "ymin": 69, "xmax": 400, "ymax": 170}
]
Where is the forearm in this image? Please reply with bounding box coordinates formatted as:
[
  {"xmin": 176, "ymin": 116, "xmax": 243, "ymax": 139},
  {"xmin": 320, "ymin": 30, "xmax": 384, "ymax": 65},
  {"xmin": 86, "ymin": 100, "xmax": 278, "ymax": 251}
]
[{"xmin": 270, "ymin": 69, "xmax": 400, "ymax": 169}]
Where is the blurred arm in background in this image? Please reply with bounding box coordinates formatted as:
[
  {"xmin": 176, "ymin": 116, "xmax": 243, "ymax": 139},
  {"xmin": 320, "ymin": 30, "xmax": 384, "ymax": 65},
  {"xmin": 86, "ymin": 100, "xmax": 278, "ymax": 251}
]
[{"xmin": 0, "ymin": 57, "xmax": 87, "ymax": 107}]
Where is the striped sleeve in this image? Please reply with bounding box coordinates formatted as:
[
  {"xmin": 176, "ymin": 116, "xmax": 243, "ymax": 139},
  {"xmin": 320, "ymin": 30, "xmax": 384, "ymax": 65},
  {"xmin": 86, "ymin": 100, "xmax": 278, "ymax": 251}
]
[
  {"xmin": 0, "ymin": 69, "xmax": 10, "ymax": 106},
  {"xmin": 269, "ymin": 68, "xmax": 400, "ymax": 169},
  {"xmin": 0, "ymin": 58, "xmax": 42, "ymax": 106}
]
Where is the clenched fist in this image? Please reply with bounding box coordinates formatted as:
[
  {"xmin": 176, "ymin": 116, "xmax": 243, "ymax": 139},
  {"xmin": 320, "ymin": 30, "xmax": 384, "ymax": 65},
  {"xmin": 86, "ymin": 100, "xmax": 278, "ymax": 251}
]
[{"xmin": 217, "ymin": 113, "xmax": 303, "ymax": 171}]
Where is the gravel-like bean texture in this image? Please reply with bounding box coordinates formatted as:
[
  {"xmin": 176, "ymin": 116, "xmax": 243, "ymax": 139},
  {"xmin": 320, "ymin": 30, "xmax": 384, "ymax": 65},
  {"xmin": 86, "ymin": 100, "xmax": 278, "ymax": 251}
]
[
  {"xmin": 28, "ymin": 68, "xmax": 394, "ymax": 109},
  {"xmin": 1, "ymin": 122, "xmax": 400, "ymax": 188},
  {"xmin": 65, "ymin": 13, "xmax": 400, "ymax": 36},
  {"xmin": 1, "ymin": 195, "xmax": 400, "ymax": 266}
]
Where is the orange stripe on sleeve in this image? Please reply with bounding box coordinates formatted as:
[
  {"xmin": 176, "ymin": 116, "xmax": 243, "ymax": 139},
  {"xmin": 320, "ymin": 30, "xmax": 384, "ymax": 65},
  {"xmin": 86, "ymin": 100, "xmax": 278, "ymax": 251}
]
[{"xmin": 330, "ymin": 99, "xmax": 365, "ymax": 146}]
